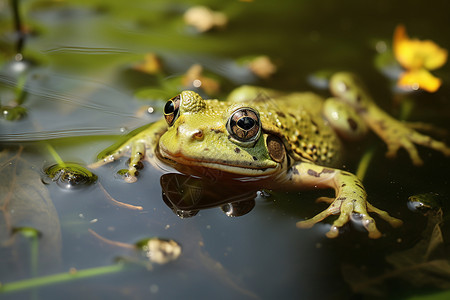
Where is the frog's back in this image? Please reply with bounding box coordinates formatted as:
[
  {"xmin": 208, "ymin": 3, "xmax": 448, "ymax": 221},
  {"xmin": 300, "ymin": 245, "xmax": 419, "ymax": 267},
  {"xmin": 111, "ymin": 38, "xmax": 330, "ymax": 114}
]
[{"xmin": 233, "ymin": 90, "xmax": 343, "ymax": 167}]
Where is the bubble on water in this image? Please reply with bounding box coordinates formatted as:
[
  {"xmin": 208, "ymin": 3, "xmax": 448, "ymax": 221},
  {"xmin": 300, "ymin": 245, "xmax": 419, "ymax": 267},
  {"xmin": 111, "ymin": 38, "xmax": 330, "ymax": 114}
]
[{"xmin": 221, "ymin": 199, "xmax": 255, "ymax": 217}]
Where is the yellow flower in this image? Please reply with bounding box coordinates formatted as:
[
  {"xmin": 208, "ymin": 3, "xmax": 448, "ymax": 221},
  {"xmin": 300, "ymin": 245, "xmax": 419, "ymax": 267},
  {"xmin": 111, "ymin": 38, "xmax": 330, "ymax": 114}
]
[{"xmin": 393, "ymin": 25, "xmax": 447, "ymax": 92}]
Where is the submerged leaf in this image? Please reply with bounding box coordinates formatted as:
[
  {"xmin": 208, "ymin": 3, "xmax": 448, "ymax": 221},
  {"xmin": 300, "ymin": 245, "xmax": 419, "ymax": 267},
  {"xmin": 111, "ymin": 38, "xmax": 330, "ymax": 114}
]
[{"xmin": 0, "ymin": 146, "xmax": 62, "ymax": 271}]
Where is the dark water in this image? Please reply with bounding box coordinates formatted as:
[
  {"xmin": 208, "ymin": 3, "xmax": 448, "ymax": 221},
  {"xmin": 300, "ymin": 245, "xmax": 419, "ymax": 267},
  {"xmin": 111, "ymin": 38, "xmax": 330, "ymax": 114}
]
[{"xmin": 1, "ymin": 0, "xmax": 450, "ymax": 299}]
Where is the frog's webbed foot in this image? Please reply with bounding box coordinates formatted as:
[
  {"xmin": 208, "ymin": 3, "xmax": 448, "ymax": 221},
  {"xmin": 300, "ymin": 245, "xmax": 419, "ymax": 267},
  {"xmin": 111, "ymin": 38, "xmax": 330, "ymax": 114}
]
[
  {"xmin": 89, "ymin": 120, "xmax": 167, "ymax": 183},
  {"xmin": 329, "ymin": 72, "xmax": 450, "ymax": 166},
  {"xmin": 297, "ymin": 196, "xmax": 401, "ymax": 239},
  {"xmin": 314, "ymin": 197, "xmax": 402, "ymax": 228},
  {"xmin": 380, "ymin": 120, "xmax": 450, "ymax": 166},
  {"xmin": 290, "ymin": 164, "xmax": 402, "ymax": 238},
  {"xmin": 89, "ymin": 139, "xmax": 147, "ymax": 183}
]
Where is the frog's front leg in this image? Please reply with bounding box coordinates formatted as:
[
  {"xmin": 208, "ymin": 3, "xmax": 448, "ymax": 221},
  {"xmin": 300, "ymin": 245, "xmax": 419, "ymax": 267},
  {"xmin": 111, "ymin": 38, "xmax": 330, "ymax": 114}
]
[
  {"xmin": 286, "ymin": 162, "xmax": 403, "ymax": 238},
  {"xmin": 330, "ymin": 72, "xmax": 450, "ymax": 165},
  {"xmin": 89, "ymin": 119, "xmax": 167, "ymax": 183}
]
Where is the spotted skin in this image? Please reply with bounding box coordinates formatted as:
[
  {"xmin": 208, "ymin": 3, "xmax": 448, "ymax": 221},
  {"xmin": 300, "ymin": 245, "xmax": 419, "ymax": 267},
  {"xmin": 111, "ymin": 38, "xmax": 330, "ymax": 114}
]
[{"xmin": 91, "ymin": 72, "xmax": 450, "ymax": 238}]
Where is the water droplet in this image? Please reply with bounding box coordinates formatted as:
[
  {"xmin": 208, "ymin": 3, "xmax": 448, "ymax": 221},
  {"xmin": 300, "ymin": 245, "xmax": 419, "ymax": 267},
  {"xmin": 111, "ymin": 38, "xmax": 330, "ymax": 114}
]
[
  {"xmin": 193, "ymin": 79, "xmax": 202, "ymax": 87},
  {"xmin": 15, "ymin": 53, "xmax": 23, "ymax": 61}
]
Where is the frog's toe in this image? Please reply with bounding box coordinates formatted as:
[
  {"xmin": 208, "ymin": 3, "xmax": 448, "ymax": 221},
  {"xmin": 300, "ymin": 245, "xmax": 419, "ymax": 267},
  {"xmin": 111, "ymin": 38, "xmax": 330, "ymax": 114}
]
[
  {"xmin": 315, "ymin": 196, "xmax": 334, "ymax": 204},
  {"xmin": 400, "ymin": 129, "xmax": 450, "ymax": 165},
  {"xmin": 421, "ymin": 138, "xmax": 450, "ymax": 157},
  {"xmin": 325, "ymin": 226, "xmax": 340, "ymax": 238},
  {"xmin": 401, "ymin": 141, "xmax": 424, "ymax": 166},
  {"xmin": 385, "ymin": 139, "xmax": 424, "ymax": 166},
  {"xmin": 327, "ymin": 213, "xmax": 382, "ymax": 239},
  {"xmin": 385, "ymin": 143, "xmax": 400, "ymax": 159},
  {"xmin": 89, "ymin": 154, "xmax": 118, "ymax": 169},
  {"xmin": 354, "ymin": 200, "xmax": 399, "ymax": 238},
  {"xmin": 366, "ymin": 203, "xmax": 403, "ymax": 228},
  {"xmin": 296, "ymin": 207, "xmax": 334, "ymax": 229},
  {"xmin": 361, "ymin": 215, "xmax": 382, "ymax": 239}
]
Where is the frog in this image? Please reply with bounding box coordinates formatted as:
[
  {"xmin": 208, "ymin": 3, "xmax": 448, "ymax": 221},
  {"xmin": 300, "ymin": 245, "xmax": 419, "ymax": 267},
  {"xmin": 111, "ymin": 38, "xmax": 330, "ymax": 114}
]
[{"xmin": 90, "ymin": 72, "xmax": 450, "ymax": 238}]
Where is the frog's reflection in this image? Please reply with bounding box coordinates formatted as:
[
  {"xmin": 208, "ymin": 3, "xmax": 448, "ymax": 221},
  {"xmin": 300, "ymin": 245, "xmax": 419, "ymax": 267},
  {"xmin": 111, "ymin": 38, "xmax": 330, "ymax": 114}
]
[{"xmin": 160, "ymin": 173, "xmax": 257, "ymax": 218}]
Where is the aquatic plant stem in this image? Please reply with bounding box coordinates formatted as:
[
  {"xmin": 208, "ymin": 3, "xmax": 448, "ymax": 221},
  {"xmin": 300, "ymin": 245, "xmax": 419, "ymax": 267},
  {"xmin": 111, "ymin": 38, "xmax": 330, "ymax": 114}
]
[
  {"xmin": 29, "ymin": 233, "xmax": 39, "ymax": 278},
  {"xmin": 398, "ymin": 96, "xmax": 415, "ymax": 121},
  {"xmin": 0, "ymin": 263, "xmax": 127, "ymax": 294},
  {"xmin": 14, "ymin": 74, "xmax": 27, "ymax": 105},
  {"xmin": 356, "ymin": 146, "xmax": 376, "ymax": 182},
  {"xmin": 10, "ymin": 0, "xmax": 25, "ymax": 53},
  {"xmin": 45, "ymin": 144, "xmax": 66, "ymax": 167}
]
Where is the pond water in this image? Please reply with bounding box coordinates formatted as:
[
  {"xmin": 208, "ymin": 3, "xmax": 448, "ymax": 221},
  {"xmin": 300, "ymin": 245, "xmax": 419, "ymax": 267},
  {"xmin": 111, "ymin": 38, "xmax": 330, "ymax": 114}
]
[{"xmin": 1, "ymin": 0, "xmax": 450, "ymax": 299}]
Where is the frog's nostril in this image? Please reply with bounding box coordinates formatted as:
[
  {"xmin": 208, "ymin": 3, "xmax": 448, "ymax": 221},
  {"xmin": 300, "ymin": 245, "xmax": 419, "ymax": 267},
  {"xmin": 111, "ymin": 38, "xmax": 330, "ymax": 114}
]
[{"xmin": 192, "ymin": 130, "xmax": 204, "ymax": 140}]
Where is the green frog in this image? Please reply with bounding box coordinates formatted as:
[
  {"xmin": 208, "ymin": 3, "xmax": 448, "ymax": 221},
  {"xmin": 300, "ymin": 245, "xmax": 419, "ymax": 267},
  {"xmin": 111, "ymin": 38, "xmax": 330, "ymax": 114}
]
[{"xmin": 90, "ymin": 72, "xmax": 450, "ymax": 238}]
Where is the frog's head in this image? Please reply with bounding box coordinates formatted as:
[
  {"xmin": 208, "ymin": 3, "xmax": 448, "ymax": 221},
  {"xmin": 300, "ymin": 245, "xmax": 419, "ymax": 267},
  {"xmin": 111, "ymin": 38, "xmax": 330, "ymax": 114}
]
[{"xmin": 158, "ymin": 91, "xmax": 284, "ymax": 177}]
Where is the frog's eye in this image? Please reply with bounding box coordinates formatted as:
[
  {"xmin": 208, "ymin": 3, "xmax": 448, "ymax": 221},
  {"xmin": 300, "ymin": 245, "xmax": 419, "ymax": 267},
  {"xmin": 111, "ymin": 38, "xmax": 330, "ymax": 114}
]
[
  {"xmin": 227, "ymin": 108, "xmax": 261, "ymax": 143},
  {"xmin": 164, "ymin": 95, "xmax": 181, "ymax": 126}
]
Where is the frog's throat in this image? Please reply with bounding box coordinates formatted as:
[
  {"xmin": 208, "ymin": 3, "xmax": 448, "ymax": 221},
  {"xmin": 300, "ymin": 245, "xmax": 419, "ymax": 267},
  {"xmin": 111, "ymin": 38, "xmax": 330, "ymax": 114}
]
[{"xmin": 159, "ymin": 148, "xmax": 280, "ymax": 177}]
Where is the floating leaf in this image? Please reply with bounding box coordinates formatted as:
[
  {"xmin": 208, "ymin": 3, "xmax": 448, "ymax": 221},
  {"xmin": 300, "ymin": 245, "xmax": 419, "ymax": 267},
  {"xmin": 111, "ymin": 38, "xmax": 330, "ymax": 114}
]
[{"xmin": 184, "ymin": 6, "xmax": 228, "ymax": 32}]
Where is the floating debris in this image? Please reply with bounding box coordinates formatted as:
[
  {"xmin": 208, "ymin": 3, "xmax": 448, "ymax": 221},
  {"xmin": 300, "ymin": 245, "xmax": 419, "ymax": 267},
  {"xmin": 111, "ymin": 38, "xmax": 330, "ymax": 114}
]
[
  {"xmin": 133, "ymin": 53, "xmax": 162, "ymax": 75},
  {"xmin": 237, "ymin": 55, "xmax": 277, "ymax": 79},
  {"xmin": 43, "ymin": 163, "xmax": 98, "ymax": 190},
  {"xmin": 182, "ymin": 64, "xmax": 220, "ymax": 95},
  {"xmin": 184, "ymin": 6, "xmax": 228, "ymax": 32},
  {"xmin": 89, "ymin": 229, "xmax": 181, "ymax": 265},
  {"xmin": 136, "ymin": 238, "xmax": 182, "ymax": 265}
]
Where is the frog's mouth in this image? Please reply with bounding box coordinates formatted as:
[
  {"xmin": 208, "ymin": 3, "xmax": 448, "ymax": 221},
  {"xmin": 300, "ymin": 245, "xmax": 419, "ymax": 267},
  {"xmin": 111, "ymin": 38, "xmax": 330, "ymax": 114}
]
[{"xmin": 158, "ymin": 146, "xmax": 279, "ymax": 177}]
